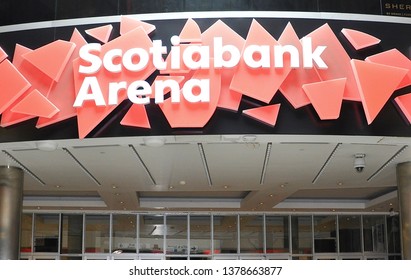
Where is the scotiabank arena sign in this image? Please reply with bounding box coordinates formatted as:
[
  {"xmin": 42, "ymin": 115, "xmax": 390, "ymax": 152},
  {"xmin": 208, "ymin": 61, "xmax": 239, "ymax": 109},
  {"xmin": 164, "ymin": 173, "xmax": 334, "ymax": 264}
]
[{"xmin": 0, "ymin": 16, "xmax": 411, "ymax": 139}]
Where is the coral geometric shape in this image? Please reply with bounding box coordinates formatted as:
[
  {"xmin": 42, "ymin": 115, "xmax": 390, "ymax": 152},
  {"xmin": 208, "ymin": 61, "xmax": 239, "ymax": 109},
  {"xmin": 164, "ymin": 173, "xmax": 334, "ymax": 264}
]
[
  {"xmin": 120, "ymin": 104, "xmax": 150, "ymax": 128},
  {"xmin": 341, "ymin": 28, "xmax": 381, "ymax": 50},
  {"xmin": 120, "ymin": 16, "xmax": 156, "ymax": 35},
  {"xmin": 85, "ymin": 25, "xmax": 113, "ymax": 43},
  {"xmin": 230, "ymin": 19, "xmax": 291, "ymax": 103},
  {"xmin": 73, "ymin": 27, "xmax": 156, "ymax": 138},
  {"xmin": 0, "ymin": 59, "xmax": 31, "ymax": 114},
  {"xmin": 394, "ymin": 93, "xmax": 411, "ymax": 124},
  {"xmin": 159, "ymin": 63, "xmax": 221, "ymax": 128},
  {"xmin": 13, "ymin": 44, "xmax": 54, "ymax": 97},
  {"xmin": 366, "ymin": 49, "xmax": 411, "ymax": 90},
  {"xmin": 0, "ymin": 47, "xmax": 7, "ymax": 63},
  {"xmin": 279, "ymin": 22, "xmax": 320, "ymax": 109},
  {"xmin": 179, "ymin": 18, "xmax": 202, "ymax": 43},
  {"xmin": 351, "ymin": 59, "xmax": 408, "ymax": 124},
  {"xmin": 22, "ymin": 40, "xmax": 75, "ymax": 82},
  {"xmin": 11, "ymin": 89, "xmax": 59, "ymax": 118},
  {"xmin": 5, "ymin": 44, "xmax": 55, "ymax": 127},
  {"xmin": 302, "ymin": 78, "xmax": 346, "ymax": 120},
  {"xmin": 202, "ymin": 20, "xmax": 245, "ymax": 111},
  {"xmin": 37, "ymin": 29, "xmax": 88, "ymax": 128},
  {"xmin": 243, "ymin": 104, "xmax": 281, "ymax": 126},
  {"xmin": 306, "ymin": 24, "xmax": 361, "ymax": 101}
]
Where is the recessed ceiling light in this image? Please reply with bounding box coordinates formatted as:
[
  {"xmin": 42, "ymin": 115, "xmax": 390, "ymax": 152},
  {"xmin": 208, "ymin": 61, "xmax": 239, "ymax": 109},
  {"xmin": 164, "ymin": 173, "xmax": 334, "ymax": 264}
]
[
  {"xmin": 179, "ymin": 180, "xmax": 186, "ymax": 185},
  {"xmin": 36, "ymin": 141, "xmax": 58, "ymax": 151},
  {"xmin": 56, "ymin": 185, "xmax": 61, "ymax": 188},
  {"xmin": 120, "ymin": 201, "xmax": 124, "ymax": 204},
  {"xmin": 144, "ymin": 137, "xmax": 165, "ymax": 147},
  {"xmin": 224, "ymin": 185, "xmax": 229, "ymax": 189},
  {"xmin": 269, "ymin": 194, "xmax": 274, "ymax": 197},
  {"xmin": 112, "ymin": 185, "xmax": 117, "ymax": 189},
  {"xmin": 169, "ymin": 186, "xmax": 174, "ymax": 189}
]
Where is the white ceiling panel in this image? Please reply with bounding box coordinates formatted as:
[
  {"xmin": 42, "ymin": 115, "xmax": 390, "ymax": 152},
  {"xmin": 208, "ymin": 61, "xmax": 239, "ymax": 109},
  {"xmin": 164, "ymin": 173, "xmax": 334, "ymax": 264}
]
[
  {"xmin": 66, "ymin": 145, "xmax": 155, "ymax": 190},
  {"xmin": 203, "ymin": 143, "xmax": 267, "ymax": 188},
  {"xmin": 135, "ymin": 143, "xmax": 210, "ymax": 188}
]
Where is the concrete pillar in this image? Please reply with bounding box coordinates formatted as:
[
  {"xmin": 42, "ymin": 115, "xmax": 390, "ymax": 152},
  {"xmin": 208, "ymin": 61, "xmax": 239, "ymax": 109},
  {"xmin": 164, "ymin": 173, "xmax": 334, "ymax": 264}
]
[
  {"xmin": 0, "ymin": 166, "xmax": 24, "ymax": 260},
  {"xmin": 396, "ymin": 162, "xmax": 411, "ymax": 260}
]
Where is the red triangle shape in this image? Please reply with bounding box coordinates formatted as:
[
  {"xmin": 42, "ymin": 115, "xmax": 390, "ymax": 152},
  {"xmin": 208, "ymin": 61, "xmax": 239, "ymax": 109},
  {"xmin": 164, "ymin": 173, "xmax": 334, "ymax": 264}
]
[
  {"xmin": 243, "ymin": 104, "xmax": 281, "ymax": 126},
  {"xmin": 366, "ymin": 49, "xmax": 411, "ymax": 90},
  {"xmin": 0, "ymin": 47, "xmax": 7, "ymax": 63},
  {"xmin": 394, "ymin": 93, "xmax": 411, "ymax": 124},
  {"xmin": 341, "ymin": 28, "xmax": 381, "ymax": 50},
  {"xmin": 179, "ymin": 18, "xmax": 202, "ymax": 43},
  {"xmin": 85, "ymin": 25, "xmax": 113, "ymax": 43},
  {"xmin": 230, "ymin": 20, "xmax": 291, "ymax": 103},
  {"xmin": 120, "ymin": 16, "xmax": 156, "ymax": 35},
  {"xmin": 11, "ymin": 89, "xmax": 59, "ymax": 118},
  {"xmin": 22, "ymin": 40, "xmax": 75, "ymax": 82},
  {"xmin": 37, "ymin": 28, "xmax": 87, "ymax": 128},
  {"xmin": 351, "ymin": 59, "xmax": 408, "ymax": 124},
  {"xmin": 303, "ymin": 78, "xmax": 346, "ymax": 120},
  {"xmin": 120, "ymin": 104, "xmax": 150, "ymax": 128},
  {"xmin": 0, "ymin": 59, "xmax": 31, "ymax": 114}
]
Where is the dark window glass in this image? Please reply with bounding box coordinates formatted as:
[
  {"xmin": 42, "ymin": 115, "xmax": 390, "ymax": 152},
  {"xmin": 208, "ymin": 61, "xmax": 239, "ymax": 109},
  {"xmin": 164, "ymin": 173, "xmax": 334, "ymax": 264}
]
[{"xmin": 338, "ymin": 215, "xmax": 362, "ymax": 253}]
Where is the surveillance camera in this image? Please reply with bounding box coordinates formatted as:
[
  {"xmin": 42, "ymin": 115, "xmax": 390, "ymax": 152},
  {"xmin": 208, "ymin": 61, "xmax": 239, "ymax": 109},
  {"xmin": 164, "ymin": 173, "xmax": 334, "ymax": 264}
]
[{"xmin": 354, "ymin": 154, "xmax": 366, "ymax": 173}]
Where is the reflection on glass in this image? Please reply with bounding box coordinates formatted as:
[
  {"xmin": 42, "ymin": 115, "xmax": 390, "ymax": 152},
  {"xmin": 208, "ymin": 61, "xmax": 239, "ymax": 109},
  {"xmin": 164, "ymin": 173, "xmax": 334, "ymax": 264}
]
[
  {"xmin": 387, "ymin": 216, "xmax": 400, "ymax": 254},
  {"xmin": 61, "ymin": 214, "xmax": 83, "ymax": 254},
  {"xmin": 240, "ymin": 215, "xmax": 263, "ymax": 254},
  {"xmin": 112, "ymin": 214, "xmax": 136, "ymax": 254},
  {"xmin": 190, "ymin": 215, "xmax": 211, "ymax": 255},
  {"xmin": 34, "ymin": 214, "xmax": 59, "ymax": 253},
  {"xmin": 314, "ymin": 215, "xmax": 336, "ymax": 253},
  {"xmin": 85, "ymin": 215, "xmax": 110, "ymax": 253},
  {"xmin": 166, "ymin": 216, "xmax": 188, "ymax": 255},
  {"xmin": 20, "ymin": 214, "xmax": 32, "ymax": 253},
  {"xmin": 338, "ymin": 215, "xmax": 361, "ymax": 253},
  {"xmin": 291, "ymin": 216, "xmax": 312, "ymax": 255},
  {"xmin": 214, "ymin": 215, "xmax": 237, "ymax": 254},
  {"xmin": 363, "ymin": 215, "xmax": 386, "ymax": 253},
  {"xmin": 139, "ymin": 215, "xmax": 164, "ymax": 253},
  {"xmin": 266, "ymin": 216, "xmax": 289, "ymax": 254}
]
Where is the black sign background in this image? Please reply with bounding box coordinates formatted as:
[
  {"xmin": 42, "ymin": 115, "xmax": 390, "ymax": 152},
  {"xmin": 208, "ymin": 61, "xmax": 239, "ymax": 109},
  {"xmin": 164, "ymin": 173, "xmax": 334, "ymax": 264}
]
[{"xmin": 0, "ymin": 16, "xmax": 411, "ymax": 142}]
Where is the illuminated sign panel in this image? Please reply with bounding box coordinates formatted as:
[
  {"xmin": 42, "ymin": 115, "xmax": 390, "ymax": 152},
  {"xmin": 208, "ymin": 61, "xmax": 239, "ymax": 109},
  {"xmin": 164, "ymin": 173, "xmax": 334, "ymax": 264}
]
[{"xmin": 0, "ymin": 16, "xmax": 411, "ymax": 140}]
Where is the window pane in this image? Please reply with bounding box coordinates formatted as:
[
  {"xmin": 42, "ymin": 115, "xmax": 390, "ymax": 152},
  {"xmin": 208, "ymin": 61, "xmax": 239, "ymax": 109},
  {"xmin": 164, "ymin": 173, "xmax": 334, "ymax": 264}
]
[
  {"xmin": 61, "ymin": 214, "xmax": 83, "ymax": 254},
  {"xmin": 139, "ymin": 215, "xmax": 164, "ymax": 253},
  {"xmin": 291, "ymin": 216, "xmax": 312, "ymax": 254},
  {"xmin": 338, "ymin": 215, "xmax": 362, "ymax": 253},
  {"xmin": 240, "ymin": 215, "xmax": 263, "ymax": 253},
  {"xmin": 314, "ymin": 215, "xmax": 336, "ymax": 253},
  {"xmin": 34, "ymin": 214, "xmax": 59, "ymax": 253},
  {"xmin": 112, "ymin": 214, "xmax": 136, "ymax": 254},
  {"xmin": 85, "ymin": 215, "xmax": 110, "ymax": 253},
  {"xmin": 166, "ymin": 215, "xmax": 188, "ymax": 255},
  {"xmin": 266, "ymin": 216, "xmax": 289, "ymax": 254},
  {"xmin": 213, "ymin": 215, "xmax": 237, "ymax": 254},
  {"xmin": 387, "ymin": 215, "xmax": 401, "ymax": 254},
  {"xmin": 190, "ymin": 215, "xmax": 211, "ymax": 255},
  {"xmin": 20, "ymin": 214, "xmax": 32, "ymax": 253},
  {"xmin": 363, "ymin": 215, "xmax": 386, "ymax": 253}
]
